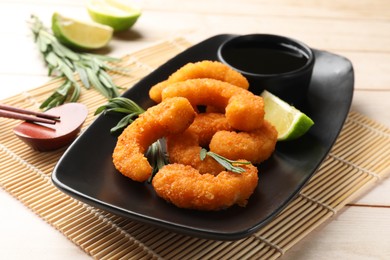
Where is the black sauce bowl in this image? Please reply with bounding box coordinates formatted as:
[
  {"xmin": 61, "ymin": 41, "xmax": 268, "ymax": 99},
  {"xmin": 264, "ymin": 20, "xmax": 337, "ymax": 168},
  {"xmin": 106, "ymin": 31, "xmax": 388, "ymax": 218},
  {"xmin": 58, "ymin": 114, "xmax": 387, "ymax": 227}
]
[{"xmin": 217, "ymin": 34, "xmax": 315, "ymax": 108}]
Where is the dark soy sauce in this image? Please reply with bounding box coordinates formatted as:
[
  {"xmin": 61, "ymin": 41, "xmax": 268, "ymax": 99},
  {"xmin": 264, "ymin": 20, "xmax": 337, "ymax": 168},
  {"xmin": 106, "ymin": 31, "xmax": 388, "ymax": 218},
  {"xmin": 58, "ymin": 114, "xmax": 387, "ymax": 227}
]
[{"xmin": 222, "ymin": 42, "xmax": 309, "ymax": 75}]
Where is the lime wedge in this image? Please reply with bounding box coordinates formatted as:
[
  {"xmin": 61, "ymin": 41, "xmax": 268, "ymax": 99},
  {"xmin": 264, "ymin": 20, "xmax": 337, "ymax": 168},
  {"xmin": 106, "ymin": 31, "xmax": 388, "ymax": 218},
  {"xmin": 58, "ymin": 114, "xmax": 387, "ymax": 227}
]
[
  {"xmin": 261, "ymin": 90, "xmax": 314, "ymax": 141},
  {"xmin": 86, "ymin": 0, "xmax": 142, "ymax": 32},
  {"xmin": 51, "ymin": 12, "xmax": 113, "ymax": 50}
]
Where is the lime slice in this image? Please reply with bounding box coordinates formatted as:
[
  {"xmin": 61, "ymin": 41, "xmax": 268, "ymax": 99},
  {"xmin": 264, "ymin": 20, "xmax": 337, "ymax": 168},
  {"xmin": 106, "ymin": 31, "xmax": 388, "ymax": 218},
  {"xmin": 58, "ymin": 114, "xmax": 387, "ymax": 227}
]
[
  {"xmin": 261, "ymin": 90, "xmax": 314, "ymax": 141},
  {"xmin": 51, "ymin": 12, "xmax": 113, "ymax": 50},
  {"xmin": 86, "ymin": 0, "xmax": 142, "ymax": 32}
]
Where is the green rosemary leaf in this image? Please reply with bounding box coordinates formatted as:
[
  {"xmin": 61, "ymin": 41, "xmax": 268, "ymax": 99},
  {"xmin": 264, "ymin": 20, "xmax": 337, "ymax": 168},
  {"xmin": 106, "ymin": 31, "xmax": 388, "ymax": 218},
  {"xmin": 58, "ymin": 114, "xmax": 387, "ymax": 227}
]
[
  {"xmin": 57, "ymin": 59, "xmax": 76, "ymax": 81},
  {"xmin": 30, "ymin": 14, "xmax": 124, "ymax": 110},
  {"xmin": 50, "ymin": 41, "xmax": 66, "ymax": 58},
  {"xmin": 98, "ymin": 70, "xmax": 115, "ymax": 88},
  {"xmin": 38, "ymin": 29, "xmax": 56, "ymax": 42},
  {"xmin": 62, "ymin": 57, "xmax": 75, "ymax": 71},
  {"xmin": 42, "ymin": 97, "xmax": 61, "ymax": 110},
  {"xmin": 109, "ymin": 115, "xmax": 132, "ymax": 134},
  {"xmin": 97, "ymin": 55, "xmax": 120, "ymax": 62},
  {"xmin": 56, "ymin": 80, "xmax": 73, "ymax": 96},
  {"xmin": 44, "ymin": 52, "xmax": 58, "ymax": 68},
  {"xmin": 37, "ymin": 36, "xmax": 48, "ymax": 53},
  {"xmin": 147, "ymin": 139, "xmax": 168, "ymax": 183},
  {"xmin": 104, "ymin": 107, "xmax": 134, "ymax": 114},
  {"xmin": 95, "ymin": 97, "xmax": 145, "ymax": 119},
  {"xmin": 85, "ymin": 67, "xmax": 110, "ymax": 98},
  {"xmin": 98, "ymin": 70, "xmax": 120, "ymax": 97},
  {"xmin": 95, "ymin": 97, "xmax": 145, "ymax": 133},
  {"xmin": 211, "ymin": 155, "xmax": 237, "ymax": 171},
  {"xmin": 92, "ymin": 56, "xmax": 106, "ymax": 68},
  {"xmin": 118, "ymin": 97, "xmax": 144, "ymax": 112},
  {"xmin": 61, "ymin": 47, "xmax": 80, "ymax": 62},
  {"xmin": 70, "ymin": 81, "xmax": 82, "ymax": 102},
  {"xmin": 109, "ymin": 113, "xmax": 143, "ymax": 134},
  {"xmin": 96, "ymin": 97, "xmax": 145, "ymax": 115},
  {"xmin": 39, "ymin": 93, "xmax": 57, "ymax": 110},
  {"xmin": 104, "ymin": 65, "xmax": 131, "ymax": 76},
  {"xmin": 74, "ymin": 64, "xmax": 90, "ymax": 89},
  {"xmin": 47, "ymin": 67, "xmax": 54, "ymax": 77},
  {"xmin": 200, "ymin": 148, "xmax": 250, "ymax": 174},
  {"xmin": 96, "ymin": 96, "xmax": 167, "ymax": 181},
  {"xmin": 199, "ymin": 148, "xmax": 207, "ymax": 160},
  {"xmin": 51, "ymin": 40, "xmax": 79, "ymax": 61},
  {"xmin": 94, "ymin": 106, "xmax": 106, "ymax": 115},
  {"xmin": 39, "ymin": 80, "xmax": 71, "ymax": 110},
  {"xmin": 90, "ymin": 59, "xmax": 101, "ymax": 73}
]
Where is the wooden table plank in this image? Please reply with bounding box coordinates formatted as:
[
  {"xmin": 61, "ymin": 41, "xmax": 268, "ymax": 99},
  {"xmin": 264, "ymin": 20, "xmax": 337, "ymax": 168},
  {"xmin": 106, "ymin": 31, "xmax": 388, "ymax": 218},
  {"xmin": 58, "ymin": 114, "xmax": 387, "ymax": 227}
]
[
  {"xmin": 0, "ymin": 0, "xmax": 389, "ymax": 259},
  {"xmin": 283, "ymin": 206, "xmax": 390, "ymax": 259}
]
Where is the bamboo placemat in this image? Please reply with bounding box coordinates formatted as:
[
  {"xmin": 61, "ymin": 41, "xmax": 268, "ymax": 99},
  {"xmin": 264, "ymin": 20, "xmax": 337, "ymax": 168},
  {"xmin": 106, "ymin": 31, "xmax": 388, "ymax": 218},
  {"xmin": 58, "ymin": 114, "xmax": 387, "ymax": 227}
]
[{"xmin": 1, "ymin": 38, "xmax": 390, "ymax": 259}]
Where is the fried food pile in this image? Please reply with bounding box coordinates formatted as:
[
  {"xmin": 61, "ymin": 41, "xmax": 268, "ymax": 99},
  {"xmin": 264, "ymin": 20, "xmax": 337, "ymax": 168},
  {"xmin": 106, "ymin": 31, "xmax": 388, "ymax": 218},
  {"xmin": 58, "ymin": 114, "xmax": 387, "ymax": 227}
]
[{"xmin": 113, "ymin": 60, "xmax": 277, "ymax": 211}]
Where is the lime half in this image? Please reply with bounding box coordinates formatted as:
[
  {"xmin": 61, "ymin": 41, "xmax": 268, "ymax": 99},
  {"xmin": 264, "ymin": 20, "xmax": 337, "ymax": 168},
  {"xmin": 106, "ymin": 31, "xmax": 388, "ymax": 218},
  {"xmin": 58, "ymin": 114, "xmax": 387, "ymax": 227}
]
[
  {"xmin": 87, "ymin": 0, "xmax": 142, "ymax": 32},
  {"xmin": 261, "ymin": 90, "xmax": 314, "ymax": 141},
  {"xmin": 51, "ymin": 12, "xmax": 113, "ymax": 50}
]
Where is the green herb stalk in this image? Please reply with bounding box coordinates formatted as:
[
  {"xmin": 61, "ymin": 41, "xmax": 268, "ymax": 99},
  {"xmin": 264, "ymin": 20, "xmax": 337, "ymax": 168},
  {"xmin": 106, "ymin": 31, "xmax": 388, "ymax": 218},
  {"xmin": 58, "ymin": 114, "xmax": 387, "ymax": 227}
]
[
  {"xmin": 200, "ymin": 148, "xmax": 250, "ymax": 173},
  {"xmin": 29, "ymin": 14, "xmax": 122, "ymax": 110}
]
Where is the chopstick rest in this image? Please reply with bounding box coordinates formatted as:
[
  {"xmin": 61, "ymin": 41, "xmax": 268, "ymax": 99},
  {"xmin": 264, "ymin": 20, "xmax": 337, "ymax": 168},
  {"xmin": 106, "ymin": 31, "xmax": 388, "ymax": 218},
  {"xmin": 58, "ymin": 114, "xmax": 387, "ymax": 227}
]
[{"xmin": 12, "ymin": 103, "xmax": 88, "ymax": 151}]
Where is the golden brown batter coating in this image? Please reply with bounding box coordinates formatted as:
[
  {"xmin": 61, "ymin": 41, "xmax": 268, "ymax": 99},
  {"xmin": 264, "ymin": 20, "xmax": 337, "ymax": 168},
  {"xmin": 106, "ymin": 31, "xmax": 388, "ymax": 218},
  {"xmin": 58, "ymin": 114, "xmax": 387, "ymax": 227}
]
[
  {"xmin": 167, "ymin": 113, "xmax": 233, "ymax": 175},
  {"xmin": 161, "ymin": 78, "xmax": 264, "ymax": 131},
  {"xmin": 112, "ymin": 97, "xmax": 196, "ymax": 182},
  {"xmin": 187, "ymin": 112, "xmax": 233, "ymax": 147},
  {"xmin": 167, "ymin": 130, "xmax": 225, "ymax": 175},
  {"xmin": 152, "ymin": 163, "xmax": 259, "ymax": 211},
  {"xmin": 149, "ymin": 60, "xmax": 249, "ymax": 103},
  {"xmin": 209, "ymin": 121, "xmax": 278, "ymax": 164}
]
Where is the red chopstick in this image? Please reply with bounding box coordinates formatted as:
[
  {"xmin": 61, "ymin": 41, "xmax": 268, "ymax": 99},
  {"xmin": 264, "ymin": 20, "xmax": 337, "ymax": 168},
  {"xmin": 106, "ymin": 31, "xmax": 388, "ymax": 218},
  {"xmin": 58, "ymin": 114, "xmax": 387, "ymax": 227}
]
[{"xmin": 0, "ymin": 104, "xmax": 60, "ymax": 124}]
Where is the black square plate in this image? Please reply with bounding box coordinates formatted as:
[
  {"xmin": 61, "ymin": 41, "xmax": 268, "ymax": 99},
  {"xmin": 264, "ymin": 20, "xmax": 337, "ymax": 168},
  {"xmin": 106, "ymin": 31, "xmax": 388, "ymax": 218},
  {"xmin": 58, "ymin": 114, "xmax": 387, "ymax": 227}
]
[{"xmin": 52, "ymin": 34, "xmax": 354, "ymax": 240}]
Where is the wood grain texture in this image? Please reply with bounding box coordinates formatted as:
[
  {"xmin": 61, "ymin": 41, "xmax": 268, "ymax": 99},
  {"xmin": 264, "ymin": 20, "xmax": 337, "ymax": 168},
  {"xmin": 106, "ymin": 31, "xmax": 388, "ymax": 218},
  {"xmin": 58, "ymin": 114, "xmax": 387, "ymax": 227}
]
[{"xmin": 0, "ymin": 0, "xmax": 389, "ymax": 259}]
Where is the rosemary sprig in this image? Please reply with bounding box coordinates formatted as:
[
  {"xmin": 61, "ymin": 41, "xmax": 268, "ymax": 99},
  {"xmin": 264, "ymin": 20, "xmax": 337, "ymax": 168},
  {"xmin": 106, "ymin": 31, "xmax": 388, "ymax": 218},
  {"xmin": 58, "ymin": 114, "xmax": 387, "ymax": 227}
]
[
  {"xmin": 95, "ymin": 97, "xmax": 145, "ymax": 134},
  {"xmin": 146, "ymin": 139, "xmax": 169, "ymax": 183},
  {"xmin": 200, "ymin": 148, "xmax": 250, "ymax": 173},
  {"xmin": 29, "ymin": 14, "xmax": 122, "ymax": 110},
  {"xmin": 96, "ymin": 97, "xmax": 167, "ymax": 179}
]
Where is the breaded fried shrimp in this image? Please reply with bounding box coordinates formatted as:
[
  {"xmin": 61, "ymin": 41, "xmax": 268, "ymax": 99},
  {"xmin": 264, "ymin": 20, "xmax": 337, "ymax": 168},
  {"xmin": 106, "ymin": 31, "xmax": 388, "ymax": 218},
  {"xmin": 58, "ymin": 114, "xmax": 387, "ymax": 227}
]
[
  {"xmin": 167, "ymin": 112, "xmax": 234, "ymax": 175},
  {"xmin": 225, "ymin": 93, "xmax": 265, "ymax": 132},
  {"xmin": 210, "ymin": 121, "xmax": 278, "ymax": 164},
  {"xmin": 149, "ymin": 60, "xmax": 249, "ymax": 103},
  {"xmin": 187, "ymin": 113, "xmax": 233, "ymax": 147},
  {"xmin": 162, "ymin": 78, "xmax": 264, "ymax": 131},
  {"xmin": 112, "ymin": 97, "xmax": 196, "ymax": 182},
  {"xmin": 152, "ymin": 163, "xmax": 259, "ymax": 211},
  {"xmin": 167, "ymin": 130, "xmax": 225, "ymax": 175}
]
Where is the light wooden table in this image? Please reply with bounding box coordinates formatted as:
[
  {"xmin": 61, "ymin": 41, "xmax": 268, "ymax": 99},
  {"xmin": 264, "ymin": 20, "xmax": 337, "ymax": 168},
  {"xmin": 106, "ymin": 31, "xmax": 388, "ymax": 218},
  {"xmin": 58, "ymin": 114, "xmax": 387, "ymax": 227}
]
[{"xmin": 0, "ymin": 0, "xmax": 389, "ymax": 259}]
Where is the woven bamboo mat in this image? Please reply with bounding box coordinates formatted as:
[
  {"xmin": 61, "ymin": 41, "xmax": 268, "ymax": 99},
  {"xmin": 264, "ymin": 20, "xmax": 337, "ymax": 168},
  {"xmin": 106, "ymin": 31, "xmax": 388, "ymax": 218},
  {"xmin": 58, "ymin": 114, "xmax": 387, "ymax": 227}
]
[{"xmin": 1, "ymin": 38, "xmax": 390, "ymax": 260}]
